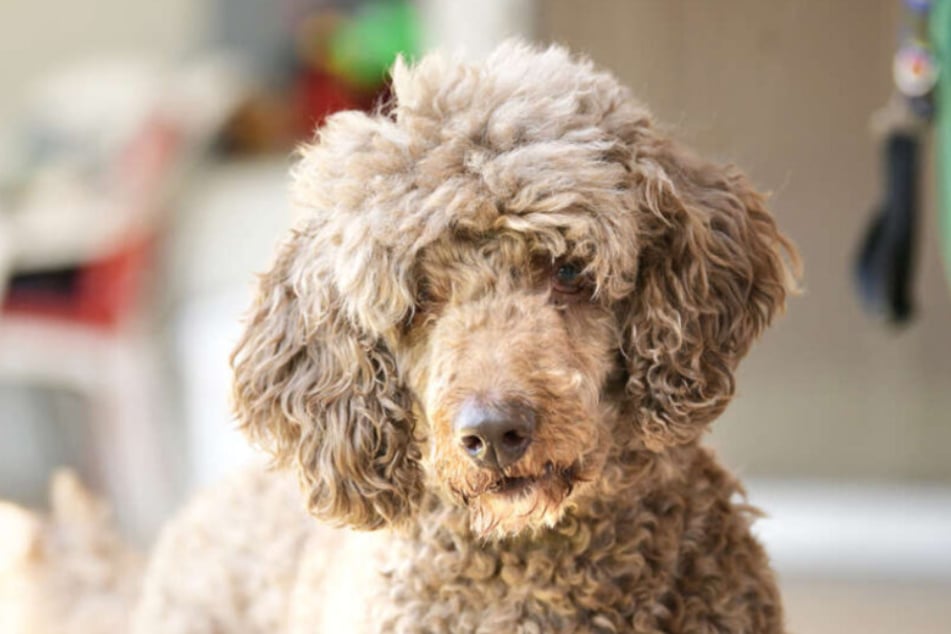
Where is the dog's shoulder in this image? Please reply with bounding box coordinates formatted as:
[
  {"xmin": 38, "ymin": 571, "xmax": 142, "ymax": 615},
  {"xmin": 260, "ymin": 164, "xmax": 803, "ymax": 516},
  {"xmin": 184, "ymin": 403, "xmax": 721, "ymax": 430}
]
[
  {"xmin": 289, "ymin": 526, "xmax": 390, "ymax": 633},
  {"xmin": 133, "ymin": 464, "xmax": 319, "ymax": 633}
]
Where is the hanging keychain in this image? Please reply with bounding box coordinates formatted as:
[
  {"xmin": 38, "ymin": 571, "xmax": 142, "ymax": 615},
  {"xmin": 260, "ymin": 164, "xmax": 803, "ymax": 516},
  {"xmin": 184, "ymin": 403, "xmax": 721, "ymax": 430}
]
[{"xmin": 855, "ymin": 0, "xmax": 936, "ymax": 324}]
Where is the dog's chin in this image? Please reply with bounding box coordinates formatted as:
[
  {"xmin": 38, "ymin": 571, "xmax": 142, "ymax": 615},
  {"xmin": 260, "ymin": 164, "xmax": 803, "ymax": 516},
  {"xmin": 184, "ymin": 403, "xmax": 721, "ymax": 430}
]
[{"xmin": 465, "ymin": 463, "xmax": 583, "ymax": 539}]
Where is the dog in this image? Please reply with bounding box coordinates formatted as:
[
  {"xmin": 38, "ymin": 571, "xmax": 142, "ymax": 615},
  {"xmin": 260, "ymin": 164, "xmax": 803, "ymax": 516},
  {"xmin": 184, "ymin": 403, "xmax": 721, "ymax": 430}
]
[
  {"xmin": 0, "ymin": 471, "xmax": 142, "ymax": 634},
  {"xmin": 10, "ymin": 40, "xmax": 799, "ymax": 633}
]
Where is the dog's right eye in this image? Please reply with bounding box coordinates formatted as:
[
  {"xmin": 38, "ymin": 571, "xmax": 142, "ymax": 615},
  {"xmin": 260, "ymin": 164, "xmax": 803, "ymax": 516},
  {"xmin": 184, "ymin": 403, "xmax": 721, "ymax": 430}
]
[
  {"xmin": 403, "ymin": 283, "xmax": 437, "ymax": 333},
  {"xmin": 416, "ymin": 285, "xmax": 433, "ymax": 306}
]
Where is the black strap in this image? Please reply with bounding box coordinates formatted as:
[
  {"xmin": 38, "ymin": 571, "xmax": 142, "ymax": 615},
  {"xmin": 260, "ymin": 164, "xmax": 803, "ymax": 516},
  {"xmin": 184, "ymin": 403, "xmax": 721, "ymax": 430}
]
[{"xmin": 855, "ymin": 132, "xmax": 920, "ymax": 323}]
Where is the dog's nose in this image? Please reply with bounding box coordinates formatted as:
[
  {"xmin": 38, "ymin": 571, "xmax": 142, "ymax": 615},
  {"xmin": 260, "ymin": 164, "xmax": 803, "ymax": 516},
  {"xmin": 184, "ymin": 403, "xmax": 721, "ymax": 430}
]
[{"xmin": 454, "ymin": 398, "xmax": 536, "ymax": 470}]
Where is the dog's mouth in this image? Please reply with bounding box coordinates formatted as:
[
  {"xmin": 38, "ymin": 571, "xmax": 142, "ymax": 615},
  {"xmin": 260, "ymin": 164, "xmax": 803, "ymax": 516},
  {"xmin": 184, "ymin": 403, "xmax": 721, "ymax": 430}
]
[
  {"xmin": 454, "ymin": 460, "xmax": 588, "ymax": 537},
  {"xmin": 482, "ymin": 461, "xmax": 580, "ymax": 499}
]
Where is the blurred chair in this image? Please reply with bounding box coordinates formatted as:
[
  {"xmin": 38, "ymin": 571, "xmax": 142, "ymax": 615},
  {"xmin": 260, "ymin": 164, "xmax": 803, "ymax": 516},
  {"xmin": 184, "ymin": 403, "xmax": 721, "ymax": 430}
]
[
  {"xmin": 0, "ymin": 327, "xmax": 170, "ymax": 535},
  {"xmin": 0, "ymin": 115, "xmax": 180, "ymax": 537},
  {"xmin": 0, "ymin": 56, "xmax": 247, "ymax": 536}
]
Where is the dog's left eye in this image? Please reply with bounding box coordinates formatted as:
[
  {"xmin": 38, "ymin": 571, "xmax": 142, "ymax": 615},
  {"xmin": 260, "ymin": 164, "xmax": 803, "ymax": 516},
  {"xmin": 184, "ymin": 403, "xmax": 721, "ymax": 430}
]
[
  {"xmin": 552, "ymin": 262, "xmax": 588, "ymax": 296},
  {"xmin": 556, "ymin": 263, "xmax": 581, "ymax": 284}
]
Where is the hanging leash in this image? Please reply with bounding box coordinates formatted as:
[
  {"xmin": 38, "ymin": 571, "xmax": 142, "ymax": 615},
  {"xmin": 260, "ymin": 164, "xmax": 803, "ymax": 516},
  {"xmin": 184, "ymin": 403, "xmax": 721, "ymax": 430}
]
[{"xmin": 854, "ymin": 0, "xmax": 936, "ymax": 324}]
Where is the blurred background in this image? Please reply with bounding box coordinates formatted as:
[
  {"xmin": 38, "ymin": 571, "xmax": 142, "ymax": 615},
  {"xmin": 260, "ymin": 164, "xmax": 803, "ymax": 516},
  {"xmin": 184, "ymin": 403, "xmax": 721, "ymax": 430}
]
[{"xmin": 1, "ymin": 0, "xmax": 949, "ymax": 631}]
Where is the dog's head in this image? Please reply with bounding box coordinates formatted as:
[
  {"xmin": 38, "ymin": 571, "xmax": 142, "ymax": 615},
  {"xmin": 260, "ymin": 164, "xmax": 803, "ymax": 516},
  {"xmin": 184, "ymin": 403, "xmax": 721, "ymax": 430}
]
[{"xmin": 232, "ymin": 42, "xmax": 797, "ymax": 537}]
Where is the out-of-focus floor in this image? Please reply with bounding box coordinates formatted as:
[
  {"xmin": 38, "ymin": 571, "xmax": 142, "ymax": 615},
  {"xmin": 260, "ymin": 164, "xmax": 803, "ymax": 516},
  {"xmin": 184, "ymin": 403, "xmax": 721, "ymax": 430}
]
[
  {"xmin": 782, "ymin": 579, "xmax": 951, "ymax": 634},
  {"xmin": 748, "ymin": 481, "xmax": 951, "ymax": 631}
]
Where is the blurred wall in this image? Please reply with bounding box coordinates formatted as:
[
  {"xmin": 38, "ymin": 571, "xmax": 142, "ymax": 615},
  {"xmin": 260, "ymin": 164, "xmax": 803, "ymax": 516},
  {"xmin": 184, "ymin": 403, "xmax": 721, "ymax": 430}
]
[
  {"xmin": 0, "ymin": 0, "xmax": 204, "ymax": 121},
  {"xmin": 419, "ymin": 0, "xmax": 536, "ymax": 58},
  {"xmin": 541, "ymin": 0, "xmax": 951, "ymax": 481}
]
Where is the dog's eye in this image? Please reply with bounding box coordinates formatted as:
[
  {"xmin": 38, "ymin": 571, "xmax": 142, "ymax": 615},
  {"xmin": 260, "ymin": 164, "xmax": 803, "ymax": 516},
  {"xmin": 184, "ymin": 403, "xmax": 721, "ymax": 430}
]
[
  {"xmin": 416, "ymin": 285, "xmax": 433, "ymax": 306},
  {"xmin": 555, "ymin": 263, "xmax": 581, "ymax": 285},
  {"xmin": 401, "ymin": 283, "xmax": 438, "ymax": 334},
  {"xmin": 552, "ymin": 262, "xmax": 586, "ymax": 295}
]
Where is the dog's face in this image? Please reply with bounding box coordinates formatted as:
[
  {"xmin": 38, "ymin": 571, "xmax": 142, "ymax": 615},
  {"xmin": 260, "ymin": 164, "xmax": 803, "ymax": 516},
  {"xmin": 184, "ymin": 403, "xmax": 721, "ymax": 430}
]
[
  {"xmin": 232, "ymin": 42, "xmax": 796, "ymax": 538},
  {"xmin": 397, "ymin": 233, "xmax": 620, "ymax": 535}
]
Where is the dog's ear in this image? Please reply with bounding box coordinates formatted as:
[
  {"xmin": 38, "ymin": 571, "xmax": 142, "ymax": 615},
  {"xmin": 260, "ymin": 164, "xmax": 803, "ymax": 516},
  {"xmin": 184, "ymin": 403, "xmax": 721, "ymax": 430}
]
[
  {"xmin": 231, "ymin": 225, "xmax": 422, "ymax": 529},
  {"xmin": 622, "ymin": 138, "xmax": 798, "ymax": 450}
]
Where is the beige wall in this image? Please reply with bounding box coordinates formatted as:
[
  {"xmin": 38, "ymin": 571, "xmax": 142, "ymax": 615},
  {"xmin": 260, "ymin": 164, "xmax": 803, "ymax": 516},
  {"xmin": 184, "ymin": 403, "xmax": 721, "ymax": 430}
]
[
  {"xmin": 0, "ymin": 0, "xmax": 204, "ymax": 121},
  {"xmin": 541, "ymin": 0, "xmax": 951, "ymax": 480}
]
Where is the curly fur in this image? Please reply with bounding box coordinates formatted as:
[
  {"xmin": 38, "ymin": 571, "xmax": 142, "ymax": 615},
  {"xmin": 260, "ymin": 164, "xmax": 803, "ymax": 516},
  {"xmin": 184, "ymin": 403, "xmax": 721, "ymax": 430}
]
[
  {"xmin": 222, "ymin": 39, "xmax": 799, "ymax": 632},
  {"xmin": 20, "ymin": 40, "xmax": 799, "ymax": 634}
]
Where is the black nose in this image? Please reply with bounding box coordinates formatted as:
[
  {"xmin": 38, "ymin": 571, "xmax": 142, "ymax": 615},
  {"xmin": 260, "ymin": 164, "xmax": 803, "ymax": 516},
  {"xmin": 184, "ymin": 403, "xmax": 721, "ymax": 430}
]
[{"xmin": 453, "ymin": 398, "xmax": 536, "ymax": 469}]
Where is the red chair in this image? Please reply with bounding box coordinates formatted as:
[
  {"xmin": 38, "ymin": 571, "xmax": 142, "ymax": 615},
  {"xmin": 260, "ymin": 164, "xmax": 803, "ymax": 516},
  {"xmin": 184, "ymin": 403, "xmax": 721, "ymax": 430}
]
[{"xmin": 0, "ymin": 117, "xmax": 181, "ymax": 537}]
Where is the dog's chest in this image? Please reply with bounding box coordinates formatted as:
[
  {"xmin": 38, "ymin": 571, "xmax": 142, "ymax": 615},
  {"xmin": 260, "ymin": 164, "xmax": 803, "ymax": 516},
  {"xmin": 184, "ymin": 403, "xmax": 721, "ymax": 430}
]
[{"xmin": 370, "ymin": 512, "xmax": 675, "ymax": 633}]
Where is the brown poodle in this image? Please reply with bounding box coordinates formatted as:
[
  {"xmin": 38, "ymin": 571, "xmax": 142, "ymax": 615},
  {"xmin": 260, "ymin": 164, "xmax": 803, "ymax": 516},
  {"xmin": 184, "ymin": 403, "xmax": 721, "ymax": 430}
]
[{"xmin": 8, "ymin": 40, "xmax": 799, "ymax": 633}]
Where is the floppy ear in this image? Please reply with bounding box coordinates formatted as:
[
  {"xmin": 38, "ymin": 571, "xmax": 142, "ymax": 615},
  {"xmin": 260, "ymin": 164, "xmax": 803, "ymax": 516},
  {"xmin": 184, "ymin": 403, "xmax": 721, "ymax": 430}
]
[
  {"xmin": 231, "ymin": 225, "xmax": 422, "ymax": 529},
  {"xmin": 623, "ymin": 138, "xmax": 799, "ymax": 450}
]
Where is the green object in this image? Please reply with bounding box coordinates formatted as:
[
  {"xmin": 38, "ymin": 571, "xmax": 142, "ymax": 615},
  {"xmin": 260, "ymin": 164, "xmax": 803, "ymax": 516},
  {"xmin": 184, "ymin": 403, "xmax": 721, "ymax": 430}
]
[
  {"xmin": 329, "ymin": 0, "xmax": 420, "ymax": 89},
  {"xmin": 931, "ymin": 0, "xmax": 951, "ymax": 286}
]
